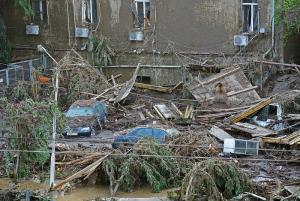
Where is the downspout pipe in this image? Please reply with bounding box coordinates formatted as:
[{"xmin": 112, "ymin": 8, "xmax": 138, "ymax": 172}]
[{"xmin": 264, "ymin": 0, "xmax": 275, "ymax": 58}]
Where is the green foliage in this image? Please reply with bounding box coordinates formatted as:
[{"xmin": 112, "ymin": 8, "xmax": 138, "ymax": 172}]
[
  {"xmin": 275, "ymin": 0, "xmax": 300, "ymax": 41},
  {"xmin": 4, "ymin": 0, "xmax": 34, "ymax": 17},
  {"xmin": 0, "ymin": 17, "xmax": 12, "ymax": 64},
  {"xmin": 89, "ymin": 36, "xmax": 115, "ymax": 67},
  {"xmin": 0, "ymin": 98, "xmax": 66, "ymax": 178},
  {"xmin": 102, "ymin": 139, "xmax": 190, "ymax": 195},
  {"xmin": 180, "ymin": 160, "xmax": 249, "ymax": 201}
]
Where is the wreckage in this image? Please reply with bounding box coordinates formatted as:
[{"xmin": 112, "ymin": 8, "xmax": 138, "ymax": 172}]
[{"xmin": 0, "ymin": 49, "xmax": 299, "ymax": 201}]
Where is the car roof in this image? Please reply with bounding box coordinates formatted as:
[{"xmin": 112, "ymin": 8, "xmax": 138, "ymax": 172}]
[{"xmin": 72, "ymin": 99, "xmax": 98, "ymax": 107}]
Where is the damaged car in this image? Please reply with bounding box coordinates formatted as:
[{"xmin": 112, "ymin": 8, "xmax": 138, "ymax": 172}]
[
  {"xmin": 112, "ymin": 127, "xmax": 172, "ymax": 148},
  {"xmin": 64, "ymin": 99, "xmax": 107, "ymax": 137}
]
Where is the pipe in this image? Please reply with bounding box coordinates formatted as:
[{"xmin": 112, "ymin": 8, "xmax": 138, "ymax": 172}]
[{"xmin": 264, "ymin": 0, "xmax": 275, "ymax": 58}]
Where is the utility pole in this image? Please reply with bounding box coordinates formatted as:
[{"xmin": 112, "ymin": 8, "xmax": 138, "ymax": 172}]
[
  {"xmin": 50, "ymin": 67, "xmax": 59, "ymax": 189},
  {"xmin": 37, "ymin": 45, "xmax": 59, "ymax": 189}
]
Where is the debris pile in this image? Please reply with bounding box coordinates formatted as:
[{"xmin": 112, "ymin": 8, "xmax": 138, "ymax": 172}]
[{"xmin": 1, "ymin": 50, "xmax": 300, "ymax": 200}]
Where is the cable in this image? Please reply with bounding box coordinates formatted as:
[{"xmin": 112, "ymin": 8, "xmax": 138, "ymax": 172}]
[
  {"xmin": 0, "ymin": 149, "xmax": 298, "ymax": 163},
  {"xmin": 0, "ymin": 136, "xmax": 299, "ymax": 153}
]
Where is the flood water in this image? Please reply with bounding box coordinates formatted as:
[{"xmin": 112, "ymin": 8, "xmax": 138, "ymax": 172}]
[{"xmin": 0, "ymin": 178, "xmax": 168, "ymax": 201}]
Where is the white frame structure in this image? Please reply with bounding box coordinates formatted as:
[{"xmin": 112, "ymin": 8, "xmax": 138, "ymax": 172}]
[
  {"xmin": 242, "ymin": 0, "xmax": 258, "ymax": 33},
  {"xmin": 135, "ymin": 0, "xmax": 150, "ymax": 20},
  {"xmin": 82, "ymin": 0, "xmax": 97, "ymax": 24},
  {"xmin": 134, "ymin": 0, "xmax": 150, "ymax": 28},
  {"xmin": 32, "ymin": 0, "xmax": 48, "ymax": 22}
]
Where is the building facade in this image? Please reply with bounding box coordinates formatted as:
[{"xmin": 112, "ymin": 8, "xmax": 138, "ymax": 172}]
[{"xmin": 0, "ymin": 0, "xmax": 278, "ymax": 63}]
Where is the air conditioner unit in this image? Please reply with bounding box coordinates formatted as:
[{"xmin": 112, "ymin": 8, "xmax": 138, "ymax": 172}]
[
  {"xmin": 75, "ymin": 27, "xmax": 89, "ymax": 38},
  {"xmin": 234, "ymin": 35, "xmax": 249, "ymax": 46},
  {"xmin": 129, "ymin": 31, "xmax": 144, "ymax": 41},
  {"xmin": 223, "ymin": 138, "xmax": 259, "ymax": 155},
  {"xmin": 26, "ymin": 25, "xmax": 39, "ymax": 35}
]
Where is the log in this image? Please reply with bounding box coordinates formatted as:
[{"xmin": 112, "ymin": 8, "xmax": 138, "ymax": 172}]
[{"xmin": 54, "ymin": 154, "xmax": 109, "ymax": 191}]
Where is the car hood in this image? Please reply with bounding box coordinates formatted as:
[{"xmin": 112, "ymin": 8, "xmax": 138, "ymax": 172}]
[{"xmin": 67, "ymin": 116, "xmax": 96, "ymax": 128}]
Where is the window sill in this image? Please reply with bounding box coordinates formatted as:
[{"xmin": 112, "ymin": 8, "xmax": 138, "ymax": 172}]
[{"xmin": 242, "ymin": 32, "xmax": 258, "ymax": 36}]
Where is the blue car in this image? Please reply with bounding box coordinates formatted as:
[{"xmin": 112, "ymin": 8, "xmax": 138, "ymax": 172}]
[
  {"xmin": 64, "ymin": 99, "xmax": 107, "ymax": 137},
  {"xmin": 113, "ymin": 127, "xmax": 171, "ymax": 148}
]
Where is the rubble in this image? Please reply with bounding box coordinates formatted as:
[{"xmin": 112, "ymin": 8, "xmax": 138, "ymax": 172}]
[{"xmin": 1, "ymin": 50, "xmax": 300, "ymax": 201}]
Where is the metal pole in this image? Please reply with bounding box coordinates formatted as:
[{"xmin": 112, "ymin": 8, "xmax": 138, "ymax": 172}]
[
  {"xmin": 37, "ymin": 45, "xmax": 59, "ymax": 189},
  {"xmin": 49, "ymin": 67, "xmax": 59, "ymax": 189}
]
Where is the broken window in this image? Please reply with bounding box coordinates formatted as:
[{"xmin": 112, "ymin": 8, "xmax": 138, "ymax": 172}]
[
  {"xmin": 31, "ymin": 0, "xmax": 48, "ymax": 23},
  {"xmin": 242, "ymin": 0, "xmax": 258, "ymax": 33},
  {"xmin": 132, "ymin": 0, "xmax": 150, "ymax": 29},
  {"xmin": 82, "ymin": 0, "xmax": 98, "ymax": 24}
]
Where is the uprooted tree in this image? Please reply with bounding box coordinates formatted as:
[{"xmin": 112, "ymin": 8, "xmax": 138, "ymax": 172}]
[
  {"xmin": 178, "ymin": 160, "xmax": 250, "ymax": 201},
  {"xmin": 100, "ymin": 139, "xmax": 191, "ymax": 196},
  {"xmin": 0, "ymin": 98, "xmax": 66, "ymax": 178}
]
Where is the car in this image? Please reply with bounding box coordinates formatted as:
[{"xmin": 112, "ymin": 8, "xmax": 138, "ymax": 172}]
[
  {"xmin": 112, "ymin": 127, "xmax": 171, "ymax": 148},
  {"xmin": 64, "ymin": 99, "xmax": 107, "ymax": 137}
]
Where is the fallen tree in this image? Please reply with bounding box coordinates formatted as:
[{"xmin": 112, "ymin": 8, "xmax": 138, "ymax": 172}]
[
  {"xmin": 178, "ymin": 160, "xmax": 249, "ymax": 201},
  {"xmin": 101, "ymin": 138, "xmax": 191, "ymax": 196}
]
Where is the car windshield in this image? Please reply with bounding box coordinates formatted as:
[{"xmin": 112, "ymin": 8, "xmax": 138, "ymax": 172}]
[{"xmin": 66, "ymin": 106, "xmax": 96, "ymax": 117}]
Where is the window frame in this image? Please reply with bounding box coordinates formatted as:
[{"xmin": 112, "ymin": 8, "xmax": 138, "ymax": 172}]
[
  {"xmin": 31, "ymin": 0, "xmax": 48, "ymax": 23},
  {"xmin": 241, "ymin": 0, "xmax": 259, "ymax": 33},
  {"xmin": 133, "ymin": 0, "xmax": 150, "ymax": 29},
  {"xmin": 82, "ymin": 0, "xmax": 97, "ymax": 24}
]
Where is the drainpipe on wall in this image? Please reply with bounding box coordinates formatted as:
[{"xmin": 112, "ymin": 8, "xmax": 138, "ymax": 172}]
[{"xmin": 264, "ymin": 0, "xmax": 275, "ymax": 58}]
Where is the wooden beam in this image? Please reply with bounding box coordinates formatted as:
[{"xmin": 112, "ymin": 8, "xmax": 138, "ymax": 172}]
[
  {"xmin": 230, "ymin": 97, "xmax": 272, "ymax": 123},
  {"xmin": 203, "ymin": 68, "xmax": 240, "ymax": 85},
  {"xmin": 134, "ymin": 81, "xmax": 183, "ymax": 93},
  {"xmin": 227, "ymin": 86, "xmax": 258, "ymax": 97},
  {"xmin": 254, "ymin": 60, "xmax": 300, "ymax": 68}
]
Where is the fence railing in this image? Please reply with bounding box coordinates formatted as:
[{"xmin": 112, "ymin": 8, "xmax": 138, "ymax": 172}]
[{"xmin": 0, "ymin": 58, "xmax": 42, "ymax": 86}]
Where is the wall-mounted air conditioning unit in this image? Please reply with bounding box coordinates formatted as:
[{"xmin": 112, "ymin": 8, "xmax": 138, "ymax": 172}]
[
  {"xmin": 129, "ymin": 31, "xmax": 144, "ymax": 41},
  {"xmin": 234, "ymin": 35, "xmax": 249, "ymax": 46},
  {"xmin": 26, "ymin": 25, "xmax": 39, "ymax": 35},
  {"xmin": 223, "ymin": 138, "xmax": 259, "ymax": 155},
  {"xmin": 75, "ymin": 27, "xmax": 89, "ymax": 38}
]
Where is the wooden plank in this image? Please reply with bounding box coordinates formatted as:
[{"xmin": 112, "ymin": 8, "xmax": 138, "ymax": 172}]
[
  {"xmin": 138, "ymin": 111, "xmax": 146, "ymax": 121},
  {"xmin": 54, "ymin": 154, "xmax": 109, "ymax": 190},
  {"xmin": 134, "ymin": 81, "xmax": 183, "ymax": 94},
  {"xmin": 153, "ymin": 105, "xmax": 166, "ymax": 120},
  {"xmin": 209, "ymin": 126, "xmax": 234, "ymax": 141},
  {"xmin": 230, "ymin": 97, "xmax": 272, "ymax": 123},
  {"xmin": 107, "ymin": 74, "xmax": 122, "ymax": 82},
  {"xmin": 231, "ymin": 122, "xmax": 275, "ymax": 137},
  {"xmin": 154, "ymin": 104, "xmax": 176, "ymax": 120},
  {"xmin": 134, "ymin": 83, "xmax": 172, "ymax": 93},
  {"xmin": 203, "ymin": 67, "xmax": 241, "ymax": 85},
  {"xmin": 227, "ymin": 86, "xmax": 258, "ymax": 97},
  {"xmin": 171, "ymin": 102, "xmax": 183, "ymax": 117},
  {"xmin": 254, "ymin": 60, "xmax": 300, "ymax": 68}
]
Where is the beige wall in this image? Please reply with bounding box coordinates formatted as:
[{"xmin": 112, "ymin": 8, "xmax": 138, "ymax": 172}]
[{"xmin": 0, "ymin": 0, "xmax": 273, "ymax": 62}]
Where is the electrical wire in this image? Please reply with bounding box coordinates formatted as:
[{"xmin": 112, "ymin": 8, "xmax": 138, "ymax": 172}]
[
  {"xmin": 0, "ymin": 149, "xmax": 298, "ymax": 163},
  {"xmin": 0, "ymin": 136, "xmax": 299, "ymax": 153}
]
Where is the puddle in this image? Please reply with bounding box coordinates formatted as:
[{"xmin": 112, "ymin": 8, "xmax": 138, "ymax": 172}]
[
  {"xmin": 0, "ymin": 178, "xmax": 168, "ymax": 201},
  {"xmin": 57, "ymin": 186, "xmax": 168, "ymax": 201}
]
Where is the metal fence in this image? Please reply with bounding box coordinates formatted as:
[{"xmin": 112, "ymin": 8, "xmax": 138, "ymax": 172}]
[{"xmin": 0, "ymin": 58, "xmax": 42, "ymax": 86}]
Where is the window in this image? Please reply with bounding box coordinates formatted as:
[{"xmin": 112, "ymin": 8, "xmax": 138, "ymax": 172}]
[
  {"xmin": 242, "ymin": 0, "xmax": 258, "ymax": 33},
  {"xmin": 31, "ymin": 0, "xmax": 48, "ymax": 22},
  {"xmin": 82, "ymin": 0, "xmax": 98, "ymax": 24},
  {"xmin": 132, "ymin": 0, "xmax": 150, "ymax": 29}
]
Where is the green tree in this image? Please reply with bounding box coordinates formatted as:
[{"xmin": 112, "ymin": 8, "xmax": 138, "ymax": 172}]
[
  {"xmin": 276, "ymin": 0, "xmax": 300, "ymax": 41},
  {"xmin": 0, "ymin": 0, "xmax": 33, "ymax": 63}
]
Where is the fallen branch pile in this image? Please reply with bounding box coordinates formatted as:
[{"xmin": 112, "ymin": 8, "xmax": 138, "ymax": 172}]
[{"xmin": 179, "ymin": 160, "xmax": 249, "ymax": 201}]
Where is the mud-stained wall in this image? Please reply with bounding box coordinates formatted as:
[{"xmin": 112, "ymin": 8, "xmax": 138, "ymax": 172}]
[{"xmin": 0, "ymin": 0, "xmax": 273, "ymax": 62}]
